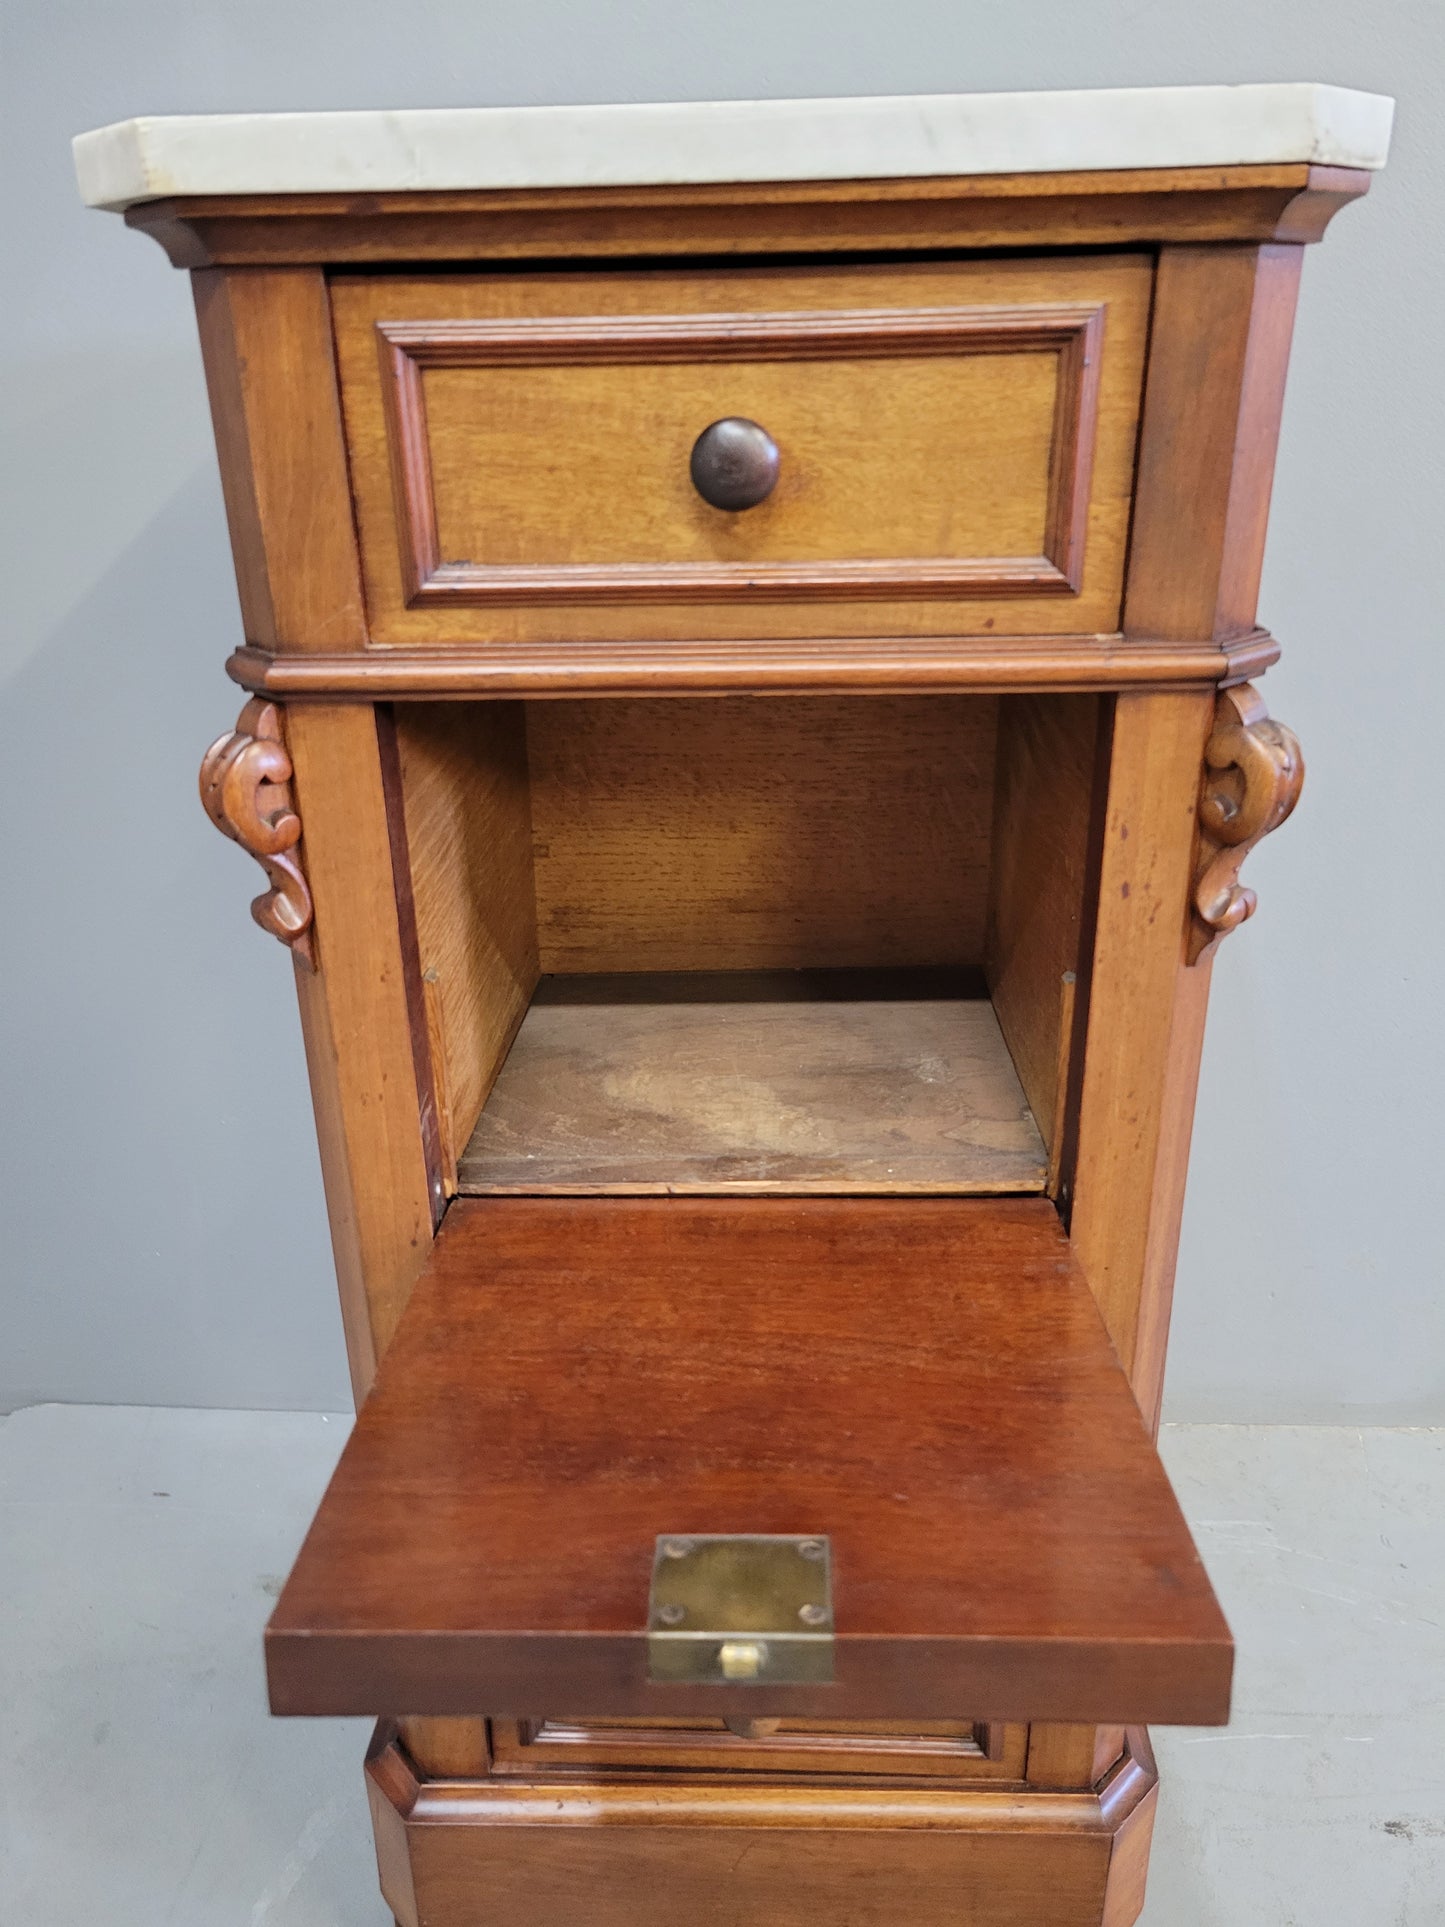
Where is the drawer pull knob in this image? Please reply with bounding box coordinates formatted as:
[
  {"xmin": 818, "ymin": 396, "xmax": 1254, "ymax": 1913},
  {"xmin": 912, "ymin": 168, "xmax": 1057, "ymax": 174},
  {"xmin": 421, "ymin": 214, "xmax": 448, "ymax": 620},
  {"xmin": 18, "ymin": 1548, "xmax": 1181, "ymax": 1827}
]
[{"xmin": 689, "ymin": 417, "xmax": 780, "ymax": 511}]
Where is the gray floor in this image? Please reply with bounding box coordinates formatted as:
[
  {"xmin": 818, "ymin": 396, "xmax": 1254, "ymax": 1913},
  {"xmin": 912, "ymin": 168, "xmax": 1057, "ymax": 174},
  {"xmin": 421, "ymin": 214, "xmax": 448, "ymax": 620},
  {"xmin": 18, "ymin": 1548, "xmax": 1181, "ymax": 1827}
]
[{"xmin": 3, "ymin": 1409, "xmax": 1442, "ymax": 1926}]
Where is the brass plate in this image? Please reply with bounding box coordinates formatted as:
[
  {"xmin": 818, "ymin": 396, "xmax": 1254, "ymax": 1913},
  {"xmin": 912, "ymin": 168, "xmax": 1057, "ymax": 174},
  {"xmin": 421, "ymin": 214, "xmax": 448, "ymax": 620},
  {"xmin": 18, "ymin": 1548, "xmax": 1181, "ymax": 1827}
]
[{"xmin": 647, "ymin": 1534, "xmax": 834, "ymax": 1685}]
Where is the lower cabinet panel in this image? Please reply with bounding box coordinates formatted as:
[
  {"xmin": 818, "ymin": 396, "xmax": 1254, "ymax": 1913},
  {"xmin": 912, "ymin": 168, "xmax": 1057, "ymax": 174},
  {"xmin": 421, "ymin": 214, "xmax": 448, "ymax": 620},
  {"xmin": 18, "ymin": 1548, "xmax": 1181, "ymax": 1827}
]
[
  {"xmin": 489, "ymin": 1714, "xmax": 1027, "ymax": 1782},
  {"xmin": 369, "ymin": 1725, "xmax": 1158, "ymax": 1927}
]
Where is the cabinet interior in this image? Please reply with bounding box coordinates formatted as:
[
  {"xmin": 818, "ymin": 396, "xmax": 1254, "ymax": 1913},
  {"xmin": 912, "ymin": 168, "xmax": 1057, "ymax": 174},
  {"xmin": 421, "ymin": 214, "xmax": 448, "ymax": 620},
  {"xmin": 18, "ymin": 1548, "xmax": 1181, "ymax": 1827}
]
[{"xmin": 396, "ymin": 693, "xmax": 1105, "ymax": 1197}]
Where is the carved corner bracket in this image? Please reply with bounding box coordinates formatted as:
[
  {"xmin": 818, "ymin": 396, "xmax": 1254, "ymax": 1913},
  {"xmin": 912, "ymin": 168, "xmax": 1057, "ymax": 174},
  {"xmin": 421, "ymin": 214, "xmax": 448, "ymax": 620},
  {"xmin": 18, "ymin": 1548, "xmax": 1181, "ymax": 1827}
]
[
  {"xmin": 199, "ymin": 698, "xmax": 315, "ymax": 967},
  {"xmin": 1188, "ymin": 682, "xmax": 1304, "ymax": 965}
]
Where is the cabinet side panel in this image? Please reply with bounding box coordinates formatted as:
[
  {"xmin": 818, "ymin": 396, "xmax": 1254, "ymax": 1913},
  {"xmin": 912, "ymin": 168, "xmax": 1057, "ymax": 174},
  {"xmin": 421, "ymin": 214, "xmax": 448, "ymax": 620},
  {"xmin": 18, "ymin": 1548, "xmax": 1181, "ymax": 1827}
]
[
  {"xmin": 1069, "ymin": 690, "xmax": 1215, "ymax": 1405},
  {"xmin": 286, "ymin": 704, "xmax": 439, "ymax": 1394},
  {"xmin": 527, "ymin": 696, "xmax": 997, "ymax": 973},
  {"xmin": 397, "ymin": 704, "xmax": 540, "ymax": 1182},
  {"xmin": 1124, "ymin": 244, "xmax": 1303, "ymax": 643},
  {"xmin": 192, "ymin": 267, "xmax": 369, "ymax": 652},
  {"xmin": 986, "ymin": 695, "xmax": 1102, "ymax": 1169},
  {"xmin": 1077, "ymin": 242, "xmax": 1305, "ymax": 1415}
]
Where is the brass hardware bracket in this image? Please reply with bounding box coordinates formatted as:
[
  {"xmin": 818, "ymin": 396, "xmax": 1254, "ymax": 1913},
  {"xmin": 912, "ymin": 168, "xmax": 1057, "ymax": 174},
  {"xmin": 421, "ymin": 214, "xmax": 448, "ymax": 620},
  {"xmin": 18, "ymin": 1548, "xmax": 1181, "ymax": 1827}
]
[{"xmin": 647, "ymin": 1534, "xmax": 835, "ymax": 1686}]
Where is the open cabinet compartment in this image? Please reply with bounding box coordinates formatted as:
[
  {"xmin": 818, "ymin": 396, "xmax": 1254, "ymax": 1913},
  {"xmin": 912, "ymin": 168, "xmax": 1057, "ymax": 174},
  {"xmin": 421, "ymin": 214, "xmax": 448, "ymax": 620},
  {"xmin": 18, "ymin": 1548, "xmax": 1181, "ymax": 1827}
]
[
  {"xmin": 267, "ymin": 690, "xmax": 1230, "ymax": 1736},
  {"xmin": 397, "ymin": 692, "xmax": 1103, "ymax": 1198}
]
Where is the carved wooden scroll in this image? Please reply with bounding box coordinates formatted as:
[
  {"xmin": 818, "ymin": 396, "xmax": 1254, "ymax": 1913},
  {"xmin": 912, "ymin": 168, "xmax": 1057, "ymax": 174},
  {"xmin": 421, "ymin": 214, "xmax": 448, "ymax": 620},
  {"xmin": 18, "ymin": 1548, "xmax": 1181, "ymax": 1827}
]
[
  {"xmin": 199, "ymin": 698, "xmax": 315, "ymax": 967},
  {"xmin": 1188, "ymin": 682, "xmax": 1304, "ymax": 964}
]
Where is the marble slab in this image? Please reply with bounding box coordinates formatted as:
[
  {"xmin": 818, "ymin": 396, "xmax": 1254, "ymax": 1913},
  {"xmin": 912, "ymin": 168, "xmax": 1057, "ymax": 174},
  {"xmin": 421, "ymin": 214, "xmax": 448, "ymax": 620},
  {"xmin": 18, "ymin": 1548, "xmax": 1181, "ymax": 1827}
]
[{"xmin": 74, "ymin": 83, "xmax": 1393, "ymax": 211}]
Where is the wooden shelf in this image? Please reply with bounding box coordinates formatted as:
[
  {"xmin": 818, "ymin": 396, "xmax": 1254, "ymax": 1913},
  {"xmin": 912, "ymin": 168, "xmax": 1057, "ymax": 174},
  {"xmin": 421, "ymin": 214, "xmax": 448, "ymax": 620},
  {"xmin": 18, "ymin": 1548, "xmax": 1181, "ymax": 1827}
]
[{"xmin": 456, "ymin": 970, "xmax": 1049, "ymax": 1196}]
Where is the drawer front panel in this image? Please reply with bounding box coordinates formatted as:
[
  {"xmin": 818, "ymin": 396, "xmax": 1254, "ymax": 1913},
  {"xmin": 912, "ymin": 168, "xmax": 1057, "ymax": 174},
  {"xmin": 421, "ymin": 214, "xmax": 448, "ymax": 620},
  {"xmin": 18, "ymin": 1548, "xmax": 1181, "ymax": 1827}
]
[
  {"xmin": 490, "ymin": 1716, "xmax": 1028, "ymax": 1783},
  {"xmin": 332, "ymin": 256, "xmax": 1151, "ymax": 647}
]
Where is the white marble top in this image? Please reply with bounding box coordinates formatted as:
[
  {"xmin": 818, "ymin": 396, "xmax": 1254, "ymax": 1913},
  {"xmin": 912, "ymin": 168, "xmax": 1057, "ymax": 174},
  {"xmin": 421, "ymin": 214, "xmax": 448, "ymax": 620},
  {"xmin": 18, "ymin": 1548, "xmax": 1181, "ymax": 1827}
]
[{"xmin": 74, "ymin": 84, "xmax": 1392, "ymax": 211}]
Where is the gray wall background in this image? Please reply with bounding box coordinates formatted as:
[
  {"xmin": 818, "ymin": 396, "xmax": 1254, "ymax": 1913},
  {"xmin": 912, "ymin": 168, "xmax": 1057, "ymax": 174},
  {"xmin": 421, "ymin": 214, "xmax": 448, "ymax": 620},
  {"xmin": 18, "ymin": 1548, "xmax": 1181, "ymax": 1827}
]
[{"xmin": 4, "ymin": 2, "xmax": 1441, "ymax": 1422}]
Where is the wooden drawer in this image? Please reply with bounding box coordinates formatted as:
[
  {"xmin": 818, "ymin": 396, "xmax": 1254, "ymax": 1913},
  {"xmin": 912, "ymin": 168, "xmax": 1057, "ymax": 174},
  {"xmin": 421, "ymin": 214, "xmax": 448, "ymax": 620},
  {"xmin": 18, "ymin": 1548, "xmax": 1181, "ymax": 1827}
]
[
  {"xmin": 333, "ymin": 255, "xmax": 1151, "ymax": 649},
  {"xmin": 490, "ymin": 1715, "xmax": 1027, "ymax": 1783}
]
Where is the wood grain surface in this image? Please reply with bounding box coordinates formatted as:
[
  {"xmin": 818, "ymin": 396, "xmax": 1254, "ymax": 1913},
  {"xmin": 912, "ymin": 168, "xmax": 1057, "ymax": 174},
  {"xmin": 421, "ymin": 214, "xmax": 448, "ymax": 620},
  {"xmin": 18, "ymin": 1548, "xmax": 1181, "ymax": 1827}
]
[
  {"xmin": 367, "ymin": 1676, "xmax": 1160, "ymax": 1927},
  {"xmin": 379, "ymin": 302, "xmax": 1102, "ymax": 603},
  {"xmin": 226, "ymin": 628, "xmax": 1281, "ymax": 700},
  {"xmin": 1071, "ymin": 244, "xmax": 1308, "ymax": 1426},
  {"xmin": 986, "ymin": 694, "xmax": 1104, "ymax": 1177},
  {"xmin": 135, "ymin": 163, "xmax": 1372, "ymax": 271},
  {"xmin": 489, "ymin": 1713, "xmax": 1028, "ymax": 1783},
  {"xmin": 192, "ymin": 267, "xmax": 367, "ymax": 653},
  {"xmin": 396, "ymin": 703, "xmax": 540, "ymax": 1181},
  {"xmin": 1124, "ymin": 245, "xmax": 1303, "ymax": 644},
  {"xmin": 285, "ymin": 705, "xmax": 441, "ymax": 1390},
  {"xmin": 268, "ymin": 1195, "xmax": 1232, "ymax": 1724},
  {"xmin": 455, "ymin": 974, "xmax": 1047, "ymax": 1194},
  {"xmin": 331, "ymin": 255, "xmax": 1150, "ymax": 646},
  {"xmin": 524, "ymin": 696, "xmax": 997, "ymax": 973}
]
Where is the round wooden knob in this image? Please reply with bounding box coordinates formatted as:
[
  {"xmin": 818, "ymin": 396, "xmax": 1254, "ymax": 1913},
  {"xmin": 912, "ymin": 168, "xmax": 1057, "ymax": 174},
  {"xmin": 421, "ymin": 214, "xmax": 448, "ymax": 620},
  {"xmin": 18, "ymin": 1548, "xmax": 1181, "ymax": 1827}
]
[{"xmin": 689, "ymin": 418, "xmax": 780, "ymax": 511}]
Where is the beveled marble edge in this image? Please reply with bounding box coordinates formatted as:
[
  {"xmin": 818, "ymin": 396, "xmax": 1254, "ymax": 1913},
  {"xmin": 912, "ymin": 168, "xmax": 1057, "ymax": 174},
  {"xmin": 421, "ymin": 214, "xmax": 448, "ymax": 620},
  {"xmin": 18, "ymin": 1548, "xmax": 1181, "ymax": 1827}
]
[{"xmin": 73, "ymin": 84, "xmax": 1393, "ymax": 211}]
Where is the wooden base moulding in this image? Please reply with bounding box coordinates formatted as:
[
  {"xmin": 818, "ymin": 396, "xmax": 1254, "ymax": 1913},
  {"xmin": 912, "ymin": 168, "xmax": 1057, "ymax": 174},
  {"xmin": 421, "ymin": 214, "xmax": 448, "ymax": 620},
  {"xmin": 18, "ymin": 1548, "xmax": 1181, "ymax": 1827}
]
[{"xmin": 366, "ymin": 1724, "xmax": 1159, "ymax": 1927}]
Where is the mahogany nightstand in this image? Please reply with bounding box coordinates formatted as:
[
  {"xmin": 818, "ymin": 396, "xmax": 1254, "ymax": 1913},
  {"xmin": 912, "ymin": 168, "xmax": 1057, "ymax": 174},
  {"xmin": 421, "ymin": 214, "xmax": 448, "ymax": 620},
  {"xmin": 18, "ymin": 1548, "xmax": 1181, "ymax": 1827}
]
[{"xmin": 76, "ymin": 83, "xmax": 1391, "ymax": 1927}]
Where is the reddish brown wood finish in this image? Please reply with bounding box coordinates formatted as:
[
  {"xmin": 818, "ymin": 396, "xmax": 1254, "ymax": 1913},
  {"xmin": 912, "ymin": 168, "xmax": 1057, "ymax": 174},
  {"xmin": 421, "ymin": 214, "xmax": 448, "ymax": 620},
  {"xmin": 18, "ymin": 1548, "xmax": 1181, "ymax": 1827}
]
[
  {"xmin": 146, "ymin": 148, "xmax": 1367, "ymax": 1927},
  {"xmin": 1124, "ymin": 245, "xmax": 1304, "ymax": 644},
  {"xmin": 190, "ymin": 265, "xmax": 442, "ymax": 1394},
  {"xmin": 1071, "ymin": 239, "xmax": 1311, "ymax": 1424},
  {"xmin": 366, "ymin": 1721, "xmax": 1159, "ymax": 1927},
  {"xmin": 130, "ymin": 163, "xmax": 1369, "ymax": 269},
  {"xmin": 284, "ymin": 705, "xmax": 441, "ymax": 1392},
  {"xmin": 986, "ymin": 693, "xmax": 1106, "ymax": 1179},
  {"xmin": 1189, "ymin": 681, "xmax": 1305, "ymax": 961},
  {"xmin": 192, "ymin": 268, "xmax": 366, "ymax": 653},
  {"xmin": 224, "ymin": 628, "xmax": 1281, "ymax": 701},
  {"xmin": 333, "ymin": 256, "xmax": 1148, "ymax": 652},
  {"xmin": 267, "ymin": 1196, "xmax": 1231, "ymax": 1725},
  {"xmin": 488, "ymin": 1713, "xmax": 1028, "ymax": 1782},
  {"xmin": 198, "ymin": 697, "xmax": 315, "ymax": 964}
]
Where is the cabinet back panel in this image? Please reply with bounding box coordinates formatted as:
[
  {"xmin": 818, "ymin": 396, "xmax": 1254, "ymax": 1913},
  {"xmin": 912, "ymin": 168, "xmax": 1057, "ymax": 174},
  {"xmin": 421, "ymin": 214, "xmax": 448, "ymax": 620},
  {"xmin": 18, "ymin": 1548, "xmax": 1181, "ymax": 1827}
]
[{"xmin": 526, "ymin": 696, "xmax": 997, "ymax": 973}]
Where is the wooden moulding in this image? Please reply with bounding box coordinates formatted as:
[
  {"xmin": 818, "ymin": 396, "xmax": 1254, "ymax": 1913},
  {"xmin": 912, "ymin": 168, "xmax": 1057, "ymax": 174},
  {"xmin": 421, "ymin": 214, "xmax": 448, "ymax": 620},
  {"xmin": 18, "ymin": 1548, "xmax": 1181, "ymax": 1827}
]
[
  {"xmin": 377, "ymin": 302, "xmax": 1103, "ymax": 609},
  {"xmin": 484, "ymin": 1714, "xmax": 1027, "ymax": 1783},
  {"xmin": 226, "ymin": 628, "xmax": 1280, "ymax": 699},
  {"xmin": 366, "ymin": 1722, "xmax": 1158, "ymax": 1927},
  {"xmin": 128, "ymin": 163, "xmax": 1370, "ymax": 268}
]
